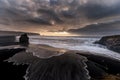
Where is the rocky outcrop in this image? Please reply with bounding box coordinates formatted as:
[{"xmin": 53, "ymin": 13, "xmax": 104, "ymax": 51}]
[
  {"xmin": 19, "ymin": 33, "xmax": 29, "ymax": 46},
  {"xmin": 95, "ymin": 35, "xmax": 120, "ymax": 53}
]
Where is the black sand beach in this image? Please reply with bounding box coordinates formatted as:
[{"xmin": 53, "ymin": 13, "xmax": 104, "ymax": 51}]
[
  {"xmin": 0, "ymin": 46, "xmax": 89, "ymax": 80},
  {"xmin": 0, "ymin": 43, "xmax": 120, "ymax": 80},
  {"xmin": 0, "ymin": 48, "xmax": 27, "ymax": 80}
]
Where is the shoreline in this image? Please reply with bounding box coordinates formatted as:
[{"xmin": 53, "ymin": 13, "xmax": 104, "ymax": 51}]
[{"xmin": 0, "ymin": 43, "xmax": 120, "ymax": 80}]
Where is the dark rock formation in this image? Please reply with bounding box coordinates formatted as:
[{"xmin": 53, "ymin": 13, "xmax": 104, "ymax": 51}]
[
  {"xmin": 95, "ymin": 35, "xmax": 120, "ymax": 53},
  {"xmin": 19, "ymin": 33, "xmax": 29, "ymax": 46}
]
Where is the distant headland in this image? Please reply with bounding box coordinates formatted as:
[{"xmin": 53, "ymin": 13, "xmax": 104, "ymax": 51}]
[{"xmin": 0, "ymin": 30, "xmax": 40, "ymax": 36}]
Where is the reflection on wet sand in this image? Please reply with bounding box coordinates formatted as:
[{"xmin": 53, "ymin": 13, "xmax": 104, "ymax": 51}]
[{"xmin": 0, "ymin": 44, "xmax": 120, "ymax": 80}]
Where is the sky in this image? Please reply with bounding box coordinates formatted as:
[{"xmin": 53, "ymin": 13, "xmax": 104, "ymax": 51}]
[{"xmin": 0, "ymin": 0, "xmax": 120, "ymax": 36}]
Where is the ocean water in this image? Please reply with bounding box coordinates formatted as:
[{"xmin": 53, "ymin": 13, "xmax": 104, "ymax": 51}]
[
  {"xmin": 27, "ymin": 36, "xmax": 120, "ymax": 60},
  {"xmin": 29, "ymin": 36, "xmax": 98, "ymax": 48}
]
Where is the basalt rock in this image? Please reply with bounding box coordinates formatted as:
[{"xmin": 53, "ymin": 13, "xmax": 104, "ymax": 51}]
[
  {"xmin": 19, "ymin": 33, "xmax": 29, "ymax": 46},
  {"xmin": 95, "ymin": 35, "xmax": 120, "ymax": 53}
]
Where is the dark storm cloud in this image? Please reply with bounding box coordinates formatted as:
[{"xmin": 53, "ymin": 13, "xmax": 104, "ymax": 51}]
[
  {"xmin": 78, "ymin": 4, "xmax": 120, "ymax": 19},
  {"xmin": 0, "ymin": 0, "xmax": 120, "ymax": 33},
  {"xmin": 68, "ymin": 21, "xmax": 120, "ymax": 36},
  {"xmin": 0, "ymin": 0, "xmax": 63, "ymax": 26}
]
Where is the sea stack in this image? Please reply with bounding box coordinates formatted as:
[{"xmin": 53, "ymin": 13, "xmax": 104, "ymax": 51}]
[{"xmin": 19, "ymin": 33, "xmax": 29, "ymax": 46}]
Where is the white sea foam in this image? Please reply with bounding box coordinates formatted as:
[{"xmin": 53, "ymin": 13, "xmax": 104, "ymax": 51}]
[{"xmin": 29, "ymin": 36, "xmax": 120, "ymax": 61}]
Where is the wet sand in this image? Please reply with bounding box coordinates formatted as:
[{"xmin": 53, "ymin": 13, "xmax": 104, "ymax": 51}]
[
  {"xmin": 0, "ymin": 44, "xmax": 120, "ymax": 80},
  {"xmin": 0, "ymin": 48, "xmax": 27, "ymax": 80}
]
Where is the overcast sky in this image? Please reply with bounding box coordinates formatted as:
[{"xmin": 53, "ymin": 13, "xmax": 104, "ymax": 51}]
[{"xmin": 0, "ymin": 0, "xmax": 120, "ymax": 36}]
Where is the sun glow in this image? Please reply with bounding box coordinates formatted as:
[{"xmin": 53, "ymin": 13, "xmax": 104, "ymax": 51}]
[{"xmin": 40, "ymin": 31, "xmax": 78, "ymax": 36}]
